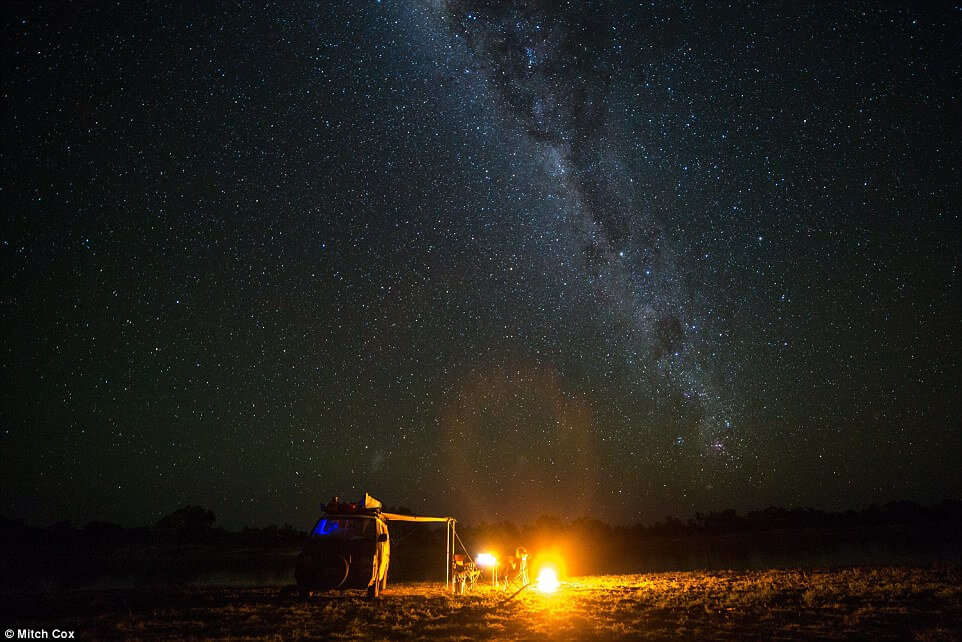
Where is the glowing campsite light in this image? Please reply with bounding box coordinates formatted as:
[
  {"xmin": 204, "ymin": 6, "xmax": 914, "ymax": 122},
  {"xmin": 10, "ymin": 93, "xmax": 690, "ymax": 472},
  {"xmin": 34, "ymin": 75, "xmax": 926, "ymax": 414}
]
[
  {"xmin": 476, "ymin": 553, "xmax": 497, "ymax": 567},
  {"xmin": 536, "ymin": 567, "xmax": 560, "ymax": 593}
]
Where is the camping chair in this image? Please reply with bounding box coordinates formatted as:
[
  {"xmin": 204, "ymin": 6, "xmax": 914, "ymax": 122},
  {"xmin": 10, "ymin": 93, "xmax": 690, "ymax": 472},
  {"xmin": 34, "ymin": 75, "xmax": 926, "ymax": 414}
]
[{"xmin": 451, "ymin": 554, "xmax": 481, "ymax": 594}]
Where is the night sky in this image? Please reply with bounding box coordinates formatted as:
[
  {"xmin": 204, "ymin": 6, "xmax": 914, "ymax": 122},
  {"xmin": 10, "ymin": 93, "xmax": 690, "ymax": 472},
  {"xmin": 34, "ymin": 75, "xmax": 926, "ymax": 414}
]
[{"xmin": 2, "ymin": 1, "xmax": 959, "ymax": 530}]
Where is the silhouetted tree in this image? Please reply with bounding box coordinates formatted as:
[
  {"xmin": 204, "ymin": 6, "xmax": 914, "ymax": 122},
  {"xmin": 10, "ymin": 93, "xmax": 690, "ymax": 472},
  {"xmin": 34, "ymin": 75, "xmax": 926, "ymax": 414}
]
[{"xmin": 156, "ymin": 506, "xmax": 216, "ymax": 543}]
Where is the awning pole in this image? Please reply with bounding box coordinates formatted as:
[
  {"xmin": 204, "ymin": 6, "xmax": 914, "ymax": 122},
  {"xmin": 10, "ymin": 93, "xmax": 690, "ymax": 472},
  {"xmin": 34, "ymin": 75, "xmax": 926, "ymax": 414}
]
[{"xmin": 445, "ymin": 519, "xmax": 450, "ymax": 589}]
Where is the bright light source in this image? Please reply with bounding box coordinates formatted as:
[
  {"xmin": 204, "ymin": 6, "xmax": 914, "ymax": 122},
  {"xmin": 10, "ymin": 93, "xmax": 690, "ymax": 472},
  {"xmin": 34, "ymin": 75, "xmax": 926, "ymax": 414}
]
[
  {"xmin": 476, "ymin": 553, "xmax": 497, "ymax": 567},
  {"xmin": 536, "ymin": 567, "xmax": 560, "ymax": 593}
]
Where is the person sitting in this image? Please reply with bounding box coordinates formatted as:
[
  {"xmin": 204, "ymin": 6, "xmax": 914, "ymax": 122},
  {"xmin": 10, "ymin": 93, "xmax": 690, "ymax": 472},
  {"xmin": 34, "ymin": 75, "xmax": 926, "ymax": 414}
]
[{"xmin": 501, "ymin": 546, "xmax": 529, "ymax": 591}]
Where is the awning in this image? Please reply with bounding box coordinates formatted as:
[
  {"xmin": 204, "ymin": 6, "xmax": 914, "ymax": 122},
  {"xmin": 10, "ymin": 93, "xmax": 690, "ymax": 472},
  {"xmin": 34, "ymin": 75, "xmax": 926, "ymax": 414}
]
[
  {"xmin": 381, "ymin": 512, "xmax": 452, "ymax": 523},
  {"xmin": 351, "ymin": 494, "xmax": 460, "ymax": 590}
]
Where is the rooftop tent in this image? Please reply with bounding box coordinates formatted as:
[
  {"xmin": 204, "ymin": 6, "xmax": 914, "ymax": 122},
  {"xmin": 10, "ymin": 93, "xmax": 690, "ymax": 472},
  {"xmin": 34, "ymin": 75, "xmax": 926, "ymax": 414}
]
[{"xmin": 362, "ymin": 493, "xmax": 383, "ymax": 511}]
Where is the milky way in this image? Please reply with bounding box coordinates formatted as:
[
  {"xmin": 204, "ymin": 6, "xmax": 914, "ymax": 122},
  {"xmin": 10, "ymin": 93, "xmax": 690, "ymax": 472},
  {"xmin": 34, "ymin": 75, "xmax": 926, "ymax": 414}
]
[{"xmin": 435, "ymin": 1, "xmax": 732, "ymax": 455}]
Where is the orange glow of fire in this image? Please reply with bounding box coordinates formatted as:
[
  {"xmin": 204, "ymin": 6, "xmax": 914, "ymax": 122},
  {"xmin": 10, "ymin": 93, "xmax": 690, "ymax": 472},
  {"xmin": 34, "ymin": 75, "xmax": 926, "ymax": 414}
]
[
  {"xmin": 536, "ymin": 567, "xmax": 560, "ymax": 593},
  {"xmin": 476, "ymin": 553, "xmax": 497, "ymax": 567}
]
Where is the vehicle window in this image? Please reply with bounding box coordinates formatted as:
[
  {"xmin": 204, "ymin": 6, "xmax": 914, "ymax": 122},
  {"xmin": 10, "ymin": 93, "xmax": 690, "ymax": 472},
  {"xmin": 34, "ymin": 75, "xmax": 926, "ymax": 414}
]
[{"xmin": 311, "ymin": 517, "xmax": 373, "ymax": 539}]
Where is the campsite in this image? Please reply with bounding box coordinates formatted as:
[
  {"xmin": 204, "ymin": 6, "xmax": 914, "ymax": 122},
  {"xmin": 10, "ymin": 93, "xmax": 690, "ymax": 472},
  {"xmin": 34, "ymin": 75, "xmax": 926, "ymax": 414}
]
[{"xmin": 2, "ymin": 499, "xmax": 960, "ymax": 639}]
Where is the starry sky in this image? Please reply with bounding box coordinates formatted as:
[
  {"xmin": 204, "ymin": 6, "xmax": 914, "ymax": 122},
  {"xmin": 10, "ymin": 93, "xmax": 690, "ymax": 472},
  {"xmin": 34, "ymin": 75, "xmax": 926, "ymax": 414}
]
[{"xmin": 1, "ymin": 1, "xmax": 959, "ymax": 529}]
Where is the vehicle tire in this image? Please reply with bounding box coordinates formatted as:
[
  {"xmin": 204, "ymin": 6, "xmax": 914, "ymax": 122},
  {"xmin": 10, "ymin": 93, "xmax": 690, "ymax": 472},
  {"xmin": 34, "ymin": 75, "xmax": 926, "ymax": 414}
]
[
  {"xmin": 328, "ymin": 554, "xmax": 351, "ymax": 588},
  {"xmin": 296, "ymin": 552, "xmax": 349, "ymax": 591}
]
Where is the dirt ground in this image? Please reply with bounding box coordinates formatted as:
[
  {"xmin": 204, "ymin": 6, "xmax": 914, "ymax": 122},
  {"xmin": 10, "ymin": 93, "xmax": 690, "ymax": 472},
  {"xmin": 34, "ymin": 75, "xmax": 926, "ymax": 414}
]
[{"xmin": 1, "ymin": 566, "xmax": 959, "ymax": 640}]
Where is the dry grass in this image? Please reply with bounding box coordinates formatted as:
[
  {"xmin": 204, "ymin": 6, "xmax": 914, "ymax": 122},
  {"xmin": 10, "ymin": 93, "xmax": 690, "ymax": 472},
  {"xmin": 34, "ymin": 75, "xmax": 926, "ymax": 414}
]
[{"xmin": 2, "ymin": 567, "xmax": 959, "ymax": 640}]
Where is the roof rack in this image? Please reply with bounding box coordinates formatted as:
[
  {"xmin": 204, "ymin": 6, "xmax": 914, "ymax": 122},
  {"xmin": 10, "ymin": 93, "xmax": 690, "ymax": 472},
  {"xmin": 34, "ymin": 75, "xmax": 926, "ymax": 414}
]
[{"xmin": 323, "ymin": 493, "xmax": 382, "ymax": 516}]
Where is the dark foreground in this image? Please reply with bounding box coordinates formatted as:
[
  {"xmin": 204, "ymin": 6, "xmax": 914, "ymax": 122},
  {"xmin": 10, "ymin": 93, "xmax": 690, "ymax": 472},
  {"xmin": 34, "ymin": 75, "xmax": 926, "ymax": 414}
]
[{"xmin": 1, "ymin": 567, "xmax": 960, "ymax": 640}]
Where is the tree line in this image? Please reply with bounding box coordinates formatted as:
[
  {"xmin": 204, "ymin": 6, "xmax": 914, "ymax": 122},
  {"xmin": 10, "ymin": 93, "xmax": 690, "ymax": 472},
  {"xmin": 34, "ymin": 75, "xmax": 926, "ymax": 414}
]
[
  {"xmin": 1, "ymin": 499, "xmax": 958, "ymax": 586},
  {"xmin": 2, "ymin": 499, "xmax": 959, "ymax": 549}
]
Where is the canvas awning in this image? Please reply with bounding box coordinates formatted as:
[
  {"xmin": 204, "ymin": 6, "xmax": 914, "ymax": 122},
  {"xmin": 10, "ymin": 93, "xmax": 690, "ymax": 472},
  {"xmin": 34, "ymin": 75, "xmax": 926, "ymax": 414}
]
[
  {"xmin": 357, "ymin": 494, "xmax": 459, "ymax": 590},
  {"xmin": 382, "ymin": 511, "xmax": 458, "ymax": 589},
  {"xmin": 381, "ymin": 512, "xmax": 452, "ymax": 523}
]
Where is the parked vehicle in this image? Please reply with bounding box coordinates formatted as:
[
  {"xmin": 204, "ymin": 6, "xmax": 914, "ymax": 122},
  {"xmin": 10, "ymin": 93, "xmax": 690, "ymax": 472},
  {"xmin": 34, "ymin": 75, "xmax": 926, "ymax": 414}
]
[
  {"xmin": 295, "ymin": 503, "xmax": 390, "ymax": 598},
  {"xmin": 295, "ymin": 493, "xmax": 455, "ymax": 597}
]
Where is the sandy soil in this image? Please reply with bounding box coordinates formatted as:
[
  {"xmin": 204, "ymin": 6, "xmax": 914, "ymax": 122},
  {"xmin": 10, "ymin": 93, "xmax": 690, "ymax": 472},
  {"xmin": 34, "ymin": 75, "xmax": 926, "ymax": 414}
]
[{"xmin": 1, "ymin": 567, "xmax": 960, "ymax": 640}]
